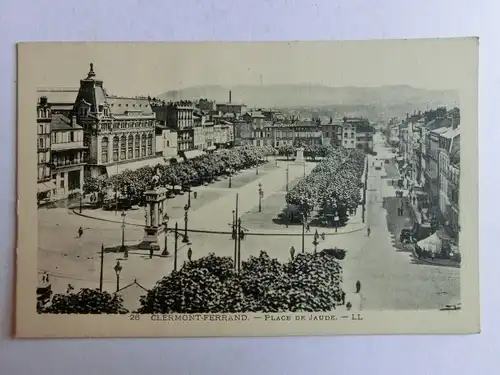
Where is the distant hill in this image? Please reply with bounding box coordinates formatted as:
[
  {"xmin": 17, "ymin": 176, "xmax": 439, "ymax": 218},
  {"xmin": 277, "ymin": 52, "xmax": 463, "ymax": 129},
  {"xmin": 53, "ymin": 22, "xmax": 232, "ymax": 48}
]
[{"xmin": 157, "ymin": 84, "xmax": 459, "ymax": 112}]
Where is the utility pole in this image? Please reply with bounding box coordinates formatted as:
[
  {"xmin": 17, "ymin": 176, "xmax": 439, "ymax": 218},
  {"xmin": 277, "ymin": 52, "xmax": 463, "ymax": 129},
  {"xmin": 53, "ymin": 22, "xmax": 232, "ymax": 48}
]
[
  {"xmin": 237, "ymin": 218, "xmax": 242, "ymax": 273},
  {"xmin": 301, "ymin": 216, "xmax": 305, "ymax": 253},
  {"xmin": 174, "ymin": 222, "xmax": 178, "ymax": 271},
  {"xmin": 99, "ymin": 244, "xmax": 104, "ymax": 292},
  {"xmin": 286, "ymin": 165, "xmax": 289, "ymax": 192},
  {"xmin": 234, "ymin": 194, "xmax": 239, "ymax": 269}
]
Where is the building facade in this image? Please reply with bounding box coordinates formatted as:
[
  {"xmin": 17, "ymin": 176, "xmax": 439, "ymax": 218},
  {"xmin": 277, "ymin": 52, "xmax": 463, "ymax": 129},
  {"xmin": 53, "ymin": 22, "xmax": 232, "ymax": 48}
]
[
  {"xmin": 37, "ymin": 97, "xmax": 54, "ymax": 200},
  {"xmin": 155, "ymin": 126, "xmax": 178, "ymax": 159},
  {"xmin": 292, "ymin": 121, "xmax": 323, "ymax": 147},
  {"xmin": 50, "ymin": 114, "xmax": 87, "ymax": 199},
  {"xmin": 216, "ymin": 91, "xmax": 247, "ymax": 119},
  {"xmin": 341, "ymin": 121, "xmax": 356, "ymax": 149},
  {"xmin": 73, "ymin": 64, "xmax": 159, "ymax": 178},
  {"xmin": 152, "ymin": 101, "xmax": 195, "ymax": 152},
  {"xmin": 320, "ymin": 119, "xmax": 343, "ymax": 147}
]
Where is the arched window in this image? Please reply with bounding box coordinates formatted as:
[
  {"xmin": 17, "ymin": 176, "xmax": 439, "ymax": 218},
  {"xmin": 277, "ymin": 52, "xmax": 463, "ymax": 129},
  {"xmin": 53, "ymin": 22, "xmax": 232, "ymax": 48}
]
[
  {"xmin": 120, "ymin": 135, "xmax": 126, "ymax": 160},
  {"xmin": 101, "ymin": 137, "xmax": 109, "ymax": 163},
  {"xmin": 147, "ymin": 134, "xmax": 153, "ymax": 156},
  {"xmin": 141, "ymin": 134, "xmax": 146, "ymax": 157},
  {"xmin": 113, "ymin": 136, "xmax": 119, "ymax": 161},
  {"xmin": 135, "ymin": 135, "xmax": 140, "ymax": 158},
  {"xmin": 127, "ymin": 135, "xmax": 133, "ymax": 159}
]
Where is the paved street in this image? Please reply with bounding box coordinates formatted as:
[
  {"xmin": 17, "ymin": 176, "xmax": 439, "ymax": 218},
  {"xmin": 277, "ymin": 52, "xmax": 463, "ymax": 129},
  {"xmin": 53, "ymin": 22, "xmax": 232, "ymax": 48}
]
[
  {"xmin": 341, "ymin": 133, "xmax": 460, "ymax": 310},
  {"xmin": 38, "ymin": 135, "xmax": 459, "ymax": 310}
]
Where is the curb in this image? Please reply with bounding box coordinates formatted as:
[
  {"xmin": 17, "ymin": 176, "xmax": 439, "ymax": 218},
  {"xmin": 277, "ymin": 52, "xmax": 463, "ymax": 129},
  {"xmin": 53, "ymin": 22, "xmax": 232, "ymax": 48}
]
[
  {"xmin": 410, "ymin": 246, "xmax": 461, "ymax": 268},
  {"xmin": 72, "ymin": 209, "xmax": 366, "ymax": 237}
]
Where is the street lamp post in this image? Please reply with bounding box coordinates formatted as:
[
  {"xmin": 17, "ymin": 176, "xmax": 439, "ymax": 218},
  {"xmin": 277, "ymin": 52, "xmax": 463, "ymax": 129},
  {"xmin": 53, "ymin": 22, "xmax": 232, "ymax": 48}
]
[
  {"xmin": 99, "ymin": 244, "xmax": 104, "ymax": 292},
  {"xmin": 183, "ymin": 205, "xmax": 190, "ymax": 243},
  {"xmin": 256, "ymin": 163, "xmax": 259, "ymax": 175},
  {"xmin": 301, "ymin": 214, "xmax": 306, "ymax": 253},
  {"xmin": 228, "ymin": 170, "xmax": 232, "ymax": 188},
  {"xmin": 120, "ymin": 211, "xmax": 128, "ymax": 258},
  {"xmin": 233, "ymin": 194, "xmax": 239, "ymax": 269},
  {"xmin": 290, "ymin": 246, "xmax": 296, "ymax": 260},
  {"xmin": 258, "ymin": 183, "xmax": 263, "ymax": 213},
  {"xmin": 313, "ymin": 229, "xmax": 320, "ymax": 253},
  {"xmin": 79, "ymin": 191, "xmax": 83, "ymax": 213},
  {"xmin": 114, "ymin": 261, "xmax": 122, "ymax": 293},
  {"xmin": 162, "ymin": 214, "xmax": 170, "ymax": 256}
]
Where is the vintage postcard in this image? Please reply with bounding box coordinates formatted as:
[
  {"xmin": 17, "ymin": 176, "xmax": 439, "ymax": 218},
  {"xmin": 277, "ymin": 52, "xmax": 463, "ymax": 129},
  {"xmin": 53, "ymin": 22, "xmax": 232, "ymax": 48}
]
[{"xmin": 16, "ymin": 39, "xmax": 479, "ymax": 338}]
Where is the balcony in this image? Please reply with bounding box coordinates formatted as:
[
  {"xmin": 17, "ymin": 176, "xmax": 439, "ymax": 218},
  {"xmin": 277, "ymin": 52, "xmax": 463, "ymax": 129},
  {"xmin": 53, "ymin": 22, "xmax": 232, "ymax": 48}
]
[
  {"xmin": 51, "ymin": 141, "xmax": 86, "ymax": 151},
  {"xmin": 52, "ymin": 158, "xmax": 88, "ymax": 168}
]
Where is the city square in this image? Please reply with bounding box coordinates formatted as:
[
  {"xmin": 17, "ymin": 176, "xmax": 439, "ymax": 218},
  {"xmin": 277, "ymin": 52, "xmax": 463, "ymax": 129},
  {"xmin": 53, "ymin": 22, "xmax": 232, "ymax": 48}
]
[
  {"xmin": 38, "ymin": 132, "xmax": 459, "ymax": 312},
  {"xmin": 33, "ymin": 59, "xmax": 462, "ymax": 315}
]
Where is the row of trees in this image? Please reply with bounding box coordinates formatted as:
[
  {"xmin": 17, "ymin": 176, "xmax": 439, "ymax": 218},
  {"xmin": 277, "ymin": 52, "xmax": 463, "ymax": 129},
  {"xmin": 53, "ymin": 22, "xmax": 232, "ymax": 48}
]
[
  {"xmin": 83, "ymin": 145, "xmax": 276, "ymax": 200},
  {"xmin": 40, "ymin": 251, "xmax": 344, "ymax": 314},
  {"xmin": 275, "ymin": 144, "xmax": 337, "ymax": 161},
  {"xmin": 285, "ymin": 148, "xmax": 365, "ymax": 225}
]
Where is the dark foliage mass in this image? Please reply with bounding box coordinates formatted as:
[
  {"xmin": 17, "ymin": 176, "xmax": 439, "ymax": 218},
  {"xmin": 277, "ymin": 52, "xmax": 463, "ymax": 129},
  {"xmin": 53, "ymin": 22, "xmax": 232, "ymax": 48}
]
[{"xmin": 138, "ymin": 251, "xmax": 344, "ymax": 314}]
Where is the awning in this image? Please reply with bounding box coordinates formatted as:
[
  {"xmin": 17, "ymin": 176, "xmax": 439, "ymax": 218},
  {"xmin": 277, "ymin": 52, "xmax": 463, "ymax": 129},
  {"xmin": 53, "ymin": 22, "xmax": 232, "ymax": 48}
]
[
  {"xmin": 37, "ymin": 181, "xmax": 56, "ymax": 193},
  {"xmin": 206, "ymin": 146, "xmax": 216, "ymax": 151},
  {"xmin": 416, "ymin": 233, "xmax": 441, "ymax": 252},
  {"xmin": 106, "ymin": 157, "xmax": 166, "ymax": 177},
  {"xmin": 184, "ymin": 150, "xmax": 205, "ymax": 160}
]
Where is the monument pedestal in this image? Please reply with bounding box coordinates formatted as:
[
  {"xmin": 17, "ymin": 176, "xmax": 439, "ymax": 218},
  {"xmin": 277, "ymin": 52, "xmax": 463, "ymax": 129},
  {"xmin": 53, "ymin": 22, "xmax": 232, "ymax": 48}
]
[
  {"xmin": 138, "ymin": 187, "xmax": 167, "ymax": 250},
  {"xmin": 295, "ymin": 147, "xmax": 305, "ymax": 165},
  {"xmin": 138, "ymin": 226, "xmax": 163, "ymax": 250}
]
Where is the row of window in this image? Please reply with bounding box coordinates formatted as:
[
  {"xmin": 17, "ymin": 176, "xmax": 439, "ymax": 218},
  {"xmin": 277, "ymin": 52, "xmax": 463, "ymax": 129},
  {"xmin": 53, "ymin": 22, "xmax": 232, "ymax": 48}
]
[
  {"xmin": 101, "ymin": 135, "xmax": 153, "ymax": 163},
  {"xmin": 37, "ymin": 109, "xmax": 51, "ymax": 119},
  {"xmin": 52, "ymin": 130, "xmax": 83, "ymax": 144},
  {"xmin": 38, "ymin": 136, "xmax": 50, "ymax": 149},
  {"xmin": 38, "ymin": 151, "xmax": 50, "ymax": 164},
  {"xmin": 101, "ymin": 120, "xmax": 153, "ymax": 131},
  {"xmin": 52, "ymin": 152, "xmax": 86, "ymax": 167},
  {"xmin": 38, "ymin": 124, "xmax": 50, "ymax": 134},
  {"xmin": 37, "ymin": 166, "xmax": 51, "ymax": 181}
]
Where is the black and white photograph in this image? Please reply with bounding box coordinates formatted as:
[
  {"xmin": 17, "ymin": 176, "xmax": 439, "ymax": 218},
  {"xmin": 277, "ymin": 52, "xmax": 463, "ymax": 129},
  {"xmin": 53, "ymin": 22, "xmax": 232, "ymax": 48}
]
[{"xmin": 16, "ymin": 40, "xmax": 479, "ymax": 337}]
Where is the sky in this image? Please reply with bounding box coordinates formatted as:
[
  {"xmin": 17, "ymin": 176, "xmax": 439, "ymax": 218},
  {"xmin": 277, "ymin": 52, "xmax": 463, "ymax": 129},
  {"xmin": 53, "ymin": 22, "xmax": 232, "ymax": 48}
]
[{"xmin": 20, "ymin": 39, "xmax": 477, "ymax": 97}]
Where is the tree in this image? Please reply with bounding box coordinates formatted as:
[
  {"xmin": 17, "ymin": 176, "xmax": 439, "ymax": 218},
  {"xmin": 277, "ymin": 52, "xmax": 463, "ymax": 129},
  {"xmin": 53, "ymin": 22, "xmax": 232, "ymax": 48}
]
[{"xmin": 41, "ymin": 288, "xmax": 128, "ymax": 314}]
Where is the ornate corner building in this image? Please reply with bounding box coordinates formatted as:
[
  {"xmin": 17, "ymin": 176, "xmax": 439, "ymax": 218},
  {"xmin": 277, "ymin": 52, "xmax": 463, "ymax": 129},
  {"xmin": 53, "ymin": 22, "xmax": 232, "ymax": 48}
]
[{"xmin": 74, "ymin": 64, "xmax": 159, "ymax": 178}]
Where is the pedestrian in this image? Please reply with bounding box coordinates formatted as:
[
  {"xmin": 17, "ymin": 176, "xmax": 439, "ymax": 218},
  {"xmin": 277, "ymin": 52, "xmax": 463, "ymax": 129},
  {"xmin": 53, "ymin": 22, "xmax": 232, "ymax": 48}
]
[
  {"xmin": 306, "ymin": 223, "xmax": 311, "ymax": 232},
  {"xmin": 193, "ymin": 191, "xmax": 198, "ymax": 199},
  {"xmin": 346, "ymin": 302, "xmax": 352, "ymax": 311},
  {"xmin": 341, "ymin": 291, "xmax": 346, "ymax": 305},
  {"xmin": 367, "ymin": 227, "xmax": 371, "ymax": 237},
  {"xmin": 187, "ymin": 247, "xmax": 192, "ymax": 261},
  {"xmin": 240, "ymin": 230, "xmax": 245, "ymax": 241},
  {"xmin": 67, "ymin": 284, "xmax": 74, "ymax": 293},
  {"xmin": 321, "ymin": 232, "xmax": 326, "ymax": 241},
  {"xmin": 149, "ymin": 247, "xmax": 153, "ymax": 259},
  {"xmin": 78, "ymin": 226, "xmax": 83, "ymax": 238},
  {"xmin": 356, "ymin": 280, "xmax": 362, "ymax": 293}
]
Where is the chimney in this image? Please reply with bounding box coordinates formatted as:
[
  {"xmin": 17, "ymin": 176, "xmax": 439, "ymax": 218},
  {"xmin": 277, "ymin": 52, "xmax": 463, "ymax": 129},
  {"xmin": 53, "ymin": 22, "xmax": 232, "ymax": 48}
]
[{"xmin": 229, "ymin": 90, "xmax": 232, "ymax": 104}]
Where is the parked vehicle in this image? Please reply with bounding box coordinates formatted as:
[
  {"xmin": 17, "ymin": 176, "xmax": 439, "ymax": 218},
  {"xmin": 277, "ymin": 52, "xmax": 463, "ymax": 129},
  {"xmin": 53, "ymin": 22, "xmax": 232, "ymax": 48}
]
[{"xmin": 399, "ymin": 228, "xmax": 415, "ymax": 244}]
